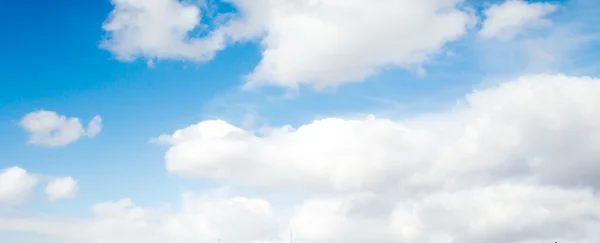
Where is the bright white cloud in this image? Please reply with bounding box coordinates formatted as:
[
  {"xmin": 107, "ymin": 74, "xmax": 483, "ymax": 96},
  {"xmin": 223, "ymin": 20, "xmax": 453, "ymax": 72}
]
[
  {"xmin": 0, "ymin": 167, "xmax": 39, "ymax": 204},
  {"xmin": 239, "ymin": 0, "xmax": 474, "ymax": 88},
  {"xmin": 480, "ymin": 0, "xmax": 557, "ymax": 40},
  {"xmin": 100, "ymin": 0, "xmax": 225, "ymax": 62},
  {"xmin": 151, "ymin": 73, "xmax": 600, "ymax": 242},
  {"xmin": 0, "ymin": 189, "xmax": 281, "ymax": 243},
  {"xmin": 3, "ymin": 74, "xmax": 600, "ymax": 242},
  {"xmin": 157, "ymin": 74, "xmax": 600, "ymax": 193},
  {"xmin": 45, "ymin": 177, "xmax": 79, "ymax": 202},
  {"xmin": 101, "ymin": 0, "xmax": 474, "ymax": 88},
  {"xmin": 20, "ymin": 110, "xmax": 103, "ymax": 147},
  {"xmin": 1, "ymin": 184, "xmax": 600, "ymax": 243},
  {"xmin": 289, "ymin": 183, "xmax": 600, "ymax": 243}
]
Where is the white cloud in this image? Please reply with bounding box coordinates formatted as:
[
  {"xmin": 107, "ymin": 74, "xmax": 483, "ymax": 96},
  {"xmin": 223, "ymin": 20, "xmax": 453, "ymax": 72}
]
[
  {"xmin": 157, "ymin": 74, "xmax": 600, "ymax": 193},
  {"xmin": 4, "ymin": 73, "xmax": 600, "ymax": 242},
  {"xmin": 288, "ymin": 183, "xmax": 600, "ymax": 243},
  {"xmin": 239, "ymin": 0, "xmax": 474, "ymax": 88},
  {"xmin": 0, "ymin": 167, "xmax": 39, "ymax": 204},
  {"xmin": 147, "ymin": 73, "xmax": 600, "ymax": 243},
  {"xmin": 1, "ymin": 184, "xmax": 600, "ymax": 243},
  {"xmin": 20, "ymin": 110, "xmax": 103, "ymax": 147},
  {"xmin": 101, "ymin": 0, "xmax": 474, "ymax": 88},
  {"xmin": 85, "ymin": 115, "xmax": 103, "ymax": 138},
  {"xmin": 0, "ymin": 189, "xmax": 281, "ymax": 243},
  {"xmin": 479, "ymin": 0, "xmax": 558, "ymax": 40},
  {"xmin": 100, "ymin": 0, "xmax": 225, "ymax": 62},
  {"xmin": 45, "ymin": 177, "xmax": 79, "ymax": 202}
]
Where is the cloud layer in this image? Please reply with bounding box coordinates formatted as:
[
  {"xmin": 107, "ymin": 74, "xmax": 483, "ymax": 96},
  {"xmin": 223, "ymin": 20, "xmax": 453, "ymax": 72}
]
[
  {"xmin": 4, "ymin": 72, "xmax": 600, "ymax": 242},
  {"xmin": 148, "ymin": 74, "xmax": 600, "ymax": 243},
  {"xmin": 0, "ymin": 189, "xmax": 281, "ymax": 243},
  {"xmin": 4, "ymin": 1, "xmax": 599, "ymax": 243},
  {"xmin": 101, "ymin": 0, "xmax": 474, "ymax": 88},
  {"xmin": 19, "ymin": 111, "xmax": 102, "ymax": 147}
]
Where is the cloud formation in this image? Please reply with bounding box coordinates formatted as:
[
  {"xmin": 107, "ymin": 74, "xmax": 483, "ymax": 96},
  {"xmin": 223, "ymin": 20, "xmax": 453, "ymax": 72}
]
[
  {"xmin": 155, "ymin": 73, "xmax": 600, "ymax": 242},
  {"xmin": 4, "ymin": 74, "xmax": 600, "ymax": 242},
  {"xmin": 101, "ymin": 0, "xmax": 474, "ymax": 88},
  {"xmin": 288, "ymin": 184, "xmax": 600, "ymax": 243},
  {"xmin": 7, "ymin": 1, "xmax": 600, "ymax": 242},
  {"xmin": 101, "ymin": 0, "xmax": 223, "ymax": 62},
  {"xmin": 20, "ymin": 111, "xmax": 102, "ymax": 147},
  {"xmin": 0, "ymin": 167, "xmax": 38, "ymax": 204},
  {"xmin": 45, "ymin": 177, "xmax": 79, "ymax": 202},
  {"xmin": 0, "ymin": 167, "xmax": 80, "ymax": 205},
  {"xmin": 158, "ymin": 74, "xmax": 600, "ymax": 193},
  {"xmin": 480, "ymin": 0, "xmax": 557, "ymax": 40},
  {"xmin": 1, "ymin": 177, "xmax": 600, "ymax": 243},
  {"xmin": 0, "ymin": 189, "xmax": 280, "ymax": 243}
]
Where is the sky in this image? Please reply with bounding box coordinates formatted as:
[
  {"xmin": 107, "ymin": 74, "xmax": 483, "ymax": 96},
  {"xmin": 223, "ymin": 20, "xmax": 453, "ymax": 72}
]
[{"xmin": 1, "ymin": 0, "xmax": 600, "ymax": 242}]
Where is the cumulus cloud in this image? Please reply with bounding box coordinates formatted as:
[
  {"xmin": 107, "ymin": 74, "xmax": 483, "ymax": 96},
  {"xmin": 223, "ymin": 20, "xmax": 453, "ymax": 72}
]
[
  {"xmin": 0, "ymin": 167, "xmax": 80, "ymax": 205},
  {"xmin": 100, "ymin": 0, "xmax": 225, "ymax": 62},
  {"xmin": 101, "ymin": 0, "xmax": 474, "ymax": 88},
  {"xmin": 0, "ymin": 190, "xmax": 281, "ymax": 243},
  {"xmin": 479, "ymin": 0, "xmax": 558, "ymax": 40},
  {"xmin": 157, "ymin": 74, "xmax": 600, "ymax": 193},
  {"xmin": 110, "ymin": 73, "xmax": 600, "ymax": 243},
  {"xmin": 239, "ymin": 0, "xmax": 474, "ymax": 88},
  {"xmin": 20, "ymin": 110, "xmax": 103, "ymax": 147},
  {"xmin": 288, "ymin": 184, "xmax": 600, "ymax": 243},
  {"xmin": 0, "ymin": 167, "xmax": 39, "ymax": 204},
  {"xmin": 45, "ymin": 177, "xmax": 79, "ymax": 202},
  {"xmin": 2, "ymin": 74, "xmax": 600, "ymax": 242},
  {"xmin": 1, "ymin": 184, "xmax": 600, "ymax": 243}
]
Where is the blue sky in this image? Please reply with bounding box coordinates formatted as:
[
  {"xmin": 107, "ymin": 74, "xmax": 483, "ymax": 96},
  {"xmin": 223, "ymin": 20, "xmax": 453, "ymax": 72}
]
[{"xmin": 1, "ymin": 0, "xmax": 600, "ymax": 242}]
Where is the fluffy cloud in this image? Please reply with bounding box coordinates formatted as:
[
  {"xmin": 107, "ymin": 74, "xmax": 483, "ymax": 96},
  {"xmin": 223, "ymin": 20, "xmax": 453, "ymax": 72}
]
[
  {"xmin": 0, "ymin": 190, "xmax": 281, "ymax": 243},
  {"xmin": 238, "ymin": 0, "xmax": 473, "ymax": 88},
  {"xmin": 0, "ymin": 167, "xmax": 39, "ymax": 204},
  {"xmin": 0, "ymin": 167, "xmax": 80, "ymax": 205},
  {"xmin": 100, "ymin": 0, "xmax": 224, "ymax": 62},
  {"xmin": 1, "ymin": 184, "xmax": 599, "ymax": 243},
  {"xmin": 157, "ymin": 74, "xmax": 600, "ymax": 193},
  {"xmin": 479, "ymin": 0, "xmax": 557, "ymax": 40},
  {"xmin": 145, "ymin": 73, "xmax": 600, "ymax": 243},
  {"xmin": 101, "ymin": 0, "xmax": 474, "ymax": 88},
  {"xmin": 20, "ymin": 111, "xmax": 102, "ymax": 147},
  {"xmin": 3, "ymin": 74, "xmax": 600, "ymax": 242},
  {"xmin": 294, "ymin": 183, "xmax": 600, "ymax": 243},
  {"xmin": 45, "ymin": 177, "xmax": 79, "ymax": 202}
]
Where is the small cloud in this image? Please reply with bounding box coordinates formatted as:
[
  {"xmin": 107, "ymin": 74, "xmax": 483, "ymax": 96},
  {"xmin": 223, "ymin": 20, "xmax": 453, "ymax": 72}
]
[
  {"xmin": 20, "ymin": 110, "xmax": 103, "ymax": 147},
  {"xmin": 479, "ymin": 0, "xmax": 558, "ymax": 40},
  {"xmin": 45, "ymin": 177, "xmax": 79, "ymax": 202},
  {"xmin": 149, "ymin": 134, "xmax": 175, "ymax": 145},
  {"xmin": 86, "ymin": 115, "xmax": 103, "ymax": 138}
]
